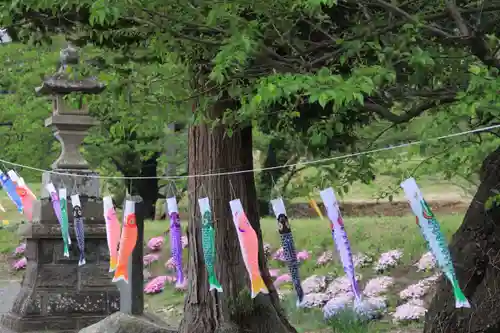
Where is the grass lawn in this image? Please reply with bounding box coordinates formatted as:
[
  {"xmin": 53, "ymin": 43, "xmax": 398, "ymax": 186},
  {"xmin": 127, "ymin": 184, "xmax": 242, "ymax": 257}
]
[{"xmin": 143, "ymin": 213, "xmax": 464, "ymax": 333}]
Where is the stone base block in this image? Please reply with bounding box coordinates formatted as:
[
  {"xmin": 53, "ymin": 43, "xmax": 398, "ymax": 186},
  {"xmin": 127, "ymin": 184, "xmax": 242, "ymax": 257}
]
[
  {"xmin": 1, "ymin": 312, "xmax": 109, "ymax": 332},
  {"xmin": 41, "ymin": 170, "xmax": 100, "ymax": 199}
]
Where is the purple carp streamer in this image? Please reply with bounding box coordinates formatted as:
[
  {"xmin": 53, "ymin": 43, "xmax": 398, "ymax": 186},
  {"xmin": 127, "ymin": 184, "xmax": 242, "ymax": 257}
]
[
  {"xmin": 167, "ymin": 197, "xmax": 184, "ymax": 287},
  {"xmin": 320, "ymin": 187, "xmax": 362, "ymax": 304},
  {"xmin": 271, "ymin": 197, "xmax": 304, "ymax": 306},
  {"xmin": 71, "ymin": 194, "xmax": 86, "ymax": 266},
  {"xmin": 401, "ymin": 177, "xmax": 470, "ymax": 308}
]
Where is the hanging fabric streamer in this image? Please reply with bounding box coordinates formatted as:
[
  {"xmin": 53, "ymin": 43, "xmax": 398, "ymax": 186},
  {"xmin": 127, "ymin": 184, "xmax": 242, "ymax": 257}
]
[
  {"xmin": 320, "ymin": 187, "xmax": 362, "ymax": 305},
  {"xmin": 113, "ymin": 200, "xmax": 137, "ymax": 283},
  {"xmin": 166, "ymin": 196, "xmax": 184, "ymax": 287},
  {"xmin": 46, "ymin": 183, "xmax": 68, "ymax": 256},
  {"xmin": 309, "ymin": 196, "xmax": 324, "ymax": 220},
  {"xmin": 229, "ymin": 198, "xmax": 268, "ymax": 298},
  {"xmin": 71, "ymin": 194, "xmax": 86, "ymax": 266},
  {"xmin": 198, "ymin": 197, "xmax": 223, "ymax": 293},
  {"xmin": 103, "ymin": 196, "xmax": 121, "ymax": 272},
  {"xmin": 271, "ymin": 197, "xmax": 304, "ymax": 306},
  {"xmin": 401, "ymin": 177, "xmax": 470, "ymax": 308},
  {"xmin": 0, "ymin": 203, "xmax": 5, "ymax": 212},
  {"xmin": 58, "ymin": 188, "xmax": 71, "ymax": 257},
  {"xmin": 0, "ymin": 171, "xmax": 23, "ymax": 213},
  {"xmin": 7, "ymin": 170, "xmax": 35, "ymax": 220}
]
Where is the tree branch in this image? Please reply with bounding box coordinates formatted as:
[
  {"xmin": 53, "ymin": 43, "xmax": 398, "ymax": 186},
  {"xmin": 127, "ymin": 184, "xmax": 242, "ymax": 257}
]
[{"xmin": 363, "ymin": 93, "xmax": 456, "ymax": 124}]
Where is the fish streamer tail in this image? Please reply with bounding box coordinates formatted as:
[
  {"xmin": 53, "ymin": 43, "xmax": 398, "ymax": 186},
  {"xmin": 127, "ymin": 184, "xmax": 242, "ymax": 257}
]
[
  {"xmin": 112, "ymin": 264, "xmax": 128, "ymax": 283},
  {"xmin": 208, "ymin": 273, "xmax": 223, "ymax": 293},
  {"xmin": 250, "ymin": 273, "xmax": 268, "ymax": 299},
  {"xmin": 452, "ymin": 283, "xmax": 471, "ymax": 308},
  {"xmin": 78, "ymin": 253, "xmax": 86, "ymax": 266},
  {"xmin": 109, "ymin": 257, "xmax": 118, "ymax": 272}
]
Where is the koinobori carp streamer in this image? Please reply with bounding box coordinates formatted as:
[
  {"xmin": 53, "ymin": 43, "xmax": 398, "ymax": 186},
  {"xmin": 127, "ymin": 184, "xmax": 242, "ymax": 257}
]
[
  {"xmin": 0, "ymin": 171, "xmax": 23, "ymax": 213},
  {"xmin": 401, "ymin": 177, "xmax": 470, "ymax": 309},
  {"xmin": 8, "ymin": 170, "xmax": 35, "ymax": 220},
  {"xmin": 198, "ymin": 197, "xmax": 223, "ymax": 293},
  {"xmin": 71, "ymin": 194, "xmax": 86, "ymax": 266},
  {"xmin": 271, "ymin": 197, "xmax": 304, "ymax": 306},
  {"xmin": 46, "ymin": 183, "xmax": 69, "ymax": 257},
  {"xmin": 166, "ymin": 196, "xmax": 184, "ymax": 287},
  {"xmin": 113, "ymin": 200, "xmax": 137, "ymax": 283},
  {"xmin": 59, "ymin": 188, "xmax": 72, "ymax": 248},
  {"xmin": 230, "ymin": 199, "xmax": 268, "ymax": 298},
  {"xmin": 320, "ymin": 187, "xmax": 362, "ymax": 304},
  {"xmin": 103, "ymin": 196, "xmax": 121, "ymax": 272}
]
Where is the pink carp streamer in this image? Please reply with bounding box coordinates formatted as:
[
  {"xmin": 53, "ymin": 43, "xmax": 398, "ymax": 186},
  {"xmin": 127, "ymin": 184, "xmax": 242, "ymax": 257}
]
[
  {"xmin": 167, "ymin": 197, "xmax": 184, "ymax": 287},
  {"xmin": 320, "ymin": 187, "xmax": 362, "ymax": 304}
]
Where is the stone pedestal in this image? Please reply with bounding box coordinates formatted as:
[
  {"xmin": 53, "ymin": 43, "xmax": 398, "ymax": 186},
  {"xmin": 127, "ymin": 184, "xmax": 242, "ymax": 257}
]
[{"xmin": 0, "ymin": 174, "xmax": 119, "ymax": 332}]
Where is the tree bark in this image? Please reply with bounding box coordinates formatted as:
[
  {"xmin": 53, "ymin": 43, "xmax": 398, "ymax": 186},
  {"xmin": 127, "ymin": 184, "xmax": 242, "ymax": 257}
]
[
  {"xmin": 179, "ymin": 98, "xmax": 297, "ymax": 333},
  {"xmin": 125, "ymin": 152, "xmax": 160, "ymax": 220},
  {"xmin": 424, "ymin": 145, "xmax": 500, "ymax": 333}
]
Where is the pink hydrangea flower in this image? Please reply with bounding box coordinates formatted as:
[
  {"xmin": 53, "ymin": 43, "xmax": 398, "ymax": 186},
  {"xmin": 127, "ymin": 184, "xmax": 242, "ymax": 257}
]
[
  {"xmin": 296, "ymin": 250, "xmax": 309, "ymax": 262},
  {"xmin": 165, "ymin": 275, "xmax": 177, "ymax": 283},
  {"xmin": 165, "ymin": 257, "xmax": 176, "ymax": 270},
  {"xmin": 272, "ymin": 247, "xmax": 286, "ymax": 261},
  {"xmin": 147, "ymin": 236, "xmax": 164, "ymax": 251},
  {"xmin": 13, "ymin": 243, "xmax": 26, "ymax": 256},
  {"xmin": 143, "ymin": 253, "xmax": 160, "ymax": 266},
  {"xmin": 144, "ymin": 276, "xmax": 167, "ymax": 294},
  {"xmin": 274, "ymin": 274, "xmax": 291, "ymax": 288},
  {"xmin": 181, "ymin": 236, "xmax": 188, "ymax": 249},
  {"xmin": 13, "ymin": 257, "xmax": 27, "ymax": 270},
  {"xmin": 269, "ymin": 269, "xmax": 280, "ymax": 278}
]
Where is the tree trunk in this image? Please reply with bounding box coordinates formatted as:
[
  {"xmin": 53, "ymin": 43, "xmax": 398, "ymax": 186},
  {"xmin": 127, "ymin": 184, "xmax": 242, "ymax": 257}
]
[
  {"xmin": 424, "ymin": 145, "xmax": 500, "ymax": 333},
  {"xmin": 179, "ymin": 98, "xmax": 297, "ymax": 333},
  {"xmin": 257, "ymin": 139, "xmax": 289, "ymax": 216},
  {"xmin": 126, "ymin": 153, "xmax": 160, "ymax": 220}
]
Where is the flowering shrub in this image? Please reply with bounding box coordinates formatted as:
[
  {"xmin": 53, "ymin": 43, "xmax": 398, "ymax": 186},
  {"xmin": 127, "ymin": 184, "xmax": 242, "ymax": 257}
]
[
  {"xmin": 165, "ymin": 257, "xmax": 176, "ymax": 271},
  {"xmin": 143, "ymin": 253, "xmax": 160, "ymax": 266},
  {"xmin": 392, "ymin": 299, "xmax": 427, "ymax": 323},
  {"xmin": 374, "ymin": 249, "xmax": 403, "ymax": 272},
  {"xmin": 316, "ymin": 251, "xmax": 334, "ymax": 266},
  {"xmin": 144, "ymin": 276, "xmax": 167, "ymax": 294},
  {"xmin": 326, "ymin": 275, "xmax": 361, "ymax": 297},
  {"xmin": 147, "ymin": 236, "xmax": 164, "ymax": 251},
  {"xmin": 415, "ymin": 252, "xmax": 436, "ymax": 271},
  {"xmin": 175, "ymin": 278, "xmax": 188, "ymax": 290},
  {"xmin": 274, "ymin": 274, "xmax": 291, "ymax": 288},
  {"xmin": 363, "ymin": 276, "xmax": 394, "ymax": 297},
  {"xmin": 300, "ymin": 292, "xmax": 330, "ymax": 308},
  {"xmin": 302, "ymin": 275, "xmax": 327, "ymax": 294},
  {"xmin": 12, "ymin": 257, "xmax": 27, "ymax": 270},
  {"xmin": 263, "ymin": 243, "xmax": 273, "ymax": 258},
  {"xmin": 269, "ymin": 269, "xmax": 280, "ymax": 278},
  {"xmin": 296, "ymin": 250, "xmax": 310, "ymax": 262},
  {"xmin": 272, "ymin": 247, "xmax": 286, "ymax": 262},
  {"xmin": 400, "ymin": 273, "xmax": 441, "ymax": 300},
  {"xmin": 13, "ymin": 243, "xmax": 26, "ymax": 256},
  {"xmin": 353, "ymin": 252, "xmax": 373, "ymax": 268}
]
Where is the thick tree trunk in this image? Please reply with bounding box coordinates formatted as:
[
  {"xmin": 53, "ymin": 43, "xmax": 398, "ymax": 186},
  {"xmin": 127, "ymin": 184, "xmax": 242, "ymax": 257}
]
[
  {"xmin": 179, "ymin": 98, "xmax": 297, "ymax": 333},
  {"xmin": 126, "ymin": 152, "xmax": 160, "ymax": 220},
  {"xmin": 424, "ymin": 146, "xmax": 500, "ymax": 333}
]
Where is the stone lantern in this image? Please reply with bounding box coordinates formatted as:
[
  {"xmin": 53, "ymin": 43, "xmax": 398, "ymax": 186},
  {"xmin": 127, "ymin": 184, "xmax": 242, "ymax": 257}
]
[{"xmin": 0, "ymin": 45, "xmax": 120, "ymax": 333}]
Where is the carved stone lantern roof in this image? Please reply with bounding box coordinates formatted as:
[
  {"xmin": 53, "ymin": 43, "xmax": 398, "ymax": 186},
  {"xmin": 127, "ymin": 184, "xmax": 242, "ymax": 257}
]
[{"xmin": 35, "ymin": 43, "xmax": 106, "ymax": 96}]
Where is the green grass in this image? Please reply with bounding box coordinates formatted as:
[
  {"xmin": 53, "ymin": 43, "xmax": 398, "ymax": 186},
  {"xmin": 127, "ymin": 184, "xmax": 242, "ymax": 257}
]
[{"xmin": 143, "ymin": 213, "xmax": 464, "ymax": 333}]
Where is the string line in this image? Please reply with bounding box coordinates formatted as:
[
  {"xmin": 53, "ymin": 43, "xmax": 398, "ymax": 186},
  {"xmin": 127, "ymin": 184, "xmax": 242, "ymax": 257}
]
[{"xmin": 0, "ymin": 124, "xmax": 498, "ymax": 180}]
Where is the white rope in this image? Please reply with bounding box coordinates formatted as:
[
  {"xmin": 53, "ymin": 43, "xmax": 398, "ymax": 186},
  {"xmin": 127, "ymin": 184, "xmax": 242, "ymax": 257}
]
[{"xmin": 0, "ymin": 124, "xmax": 499, "ymax": 180}]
